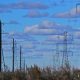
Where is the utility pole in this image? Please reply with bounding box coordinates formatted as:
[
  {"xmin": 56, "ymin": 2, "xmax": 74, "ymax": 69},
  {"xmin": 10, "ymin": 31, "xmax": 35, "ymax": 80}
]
[
  {"xmin": 12, "ymin": 38, "xmax": 15, "ymax": 72},
  {"xmin": 24, "ymin": 59, "xmax": 25, "ymax": 72},
  {"xmin": 0, "ymin": 20, "xmax": 2, "ymax": 72},
  {"xmin": 53, "ymin": 54, "xmax": 56, "ymax": 70},
  {"xmin": 20, "ymin": 46, "xmax": 22, "ymax": 71},
  {"xmin": 56, "ymin": 35, "xmax": 60, "ymax": 69},
  {"xmin": 2, "ymin": 48, "xmax": 5, "ymax": 71}
]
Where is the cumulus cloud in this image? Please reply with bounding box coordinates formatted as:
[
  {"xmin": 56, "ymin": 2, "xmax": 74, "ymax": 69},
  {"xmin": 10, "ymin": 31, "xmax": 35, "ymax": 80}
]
[
  {"xmin": 8, "ymin": 32, "xmax": 36, "ymax": 41},
  {"xmin": 25, "ymin": 27, "xmax": 57, "ymax": 35},
  {"xmin": 23, "ymin": 10, "xmax": 49, "ymax": 18},
  {"xmin": 2, "ymin": 20, "xmax": 19, "ymax": 25},
  {"xmin": 0, "ymin": 8, "xmax": 11, "ymax": 13},
  {"xmin": 45, "ymin": 34, "xmax": 73, "ymax": 44},
  {"xmin": 8, "ymin": 20, "xmax": 19, "ymax": 24},
  {"xmin": 52, "ymin": 7, "xmax": 80, "ymax": 18},
  {"xmin": 0, "ymin": 2, "xmax": 49, "ymax": 10},
  {"xmin": 24, "ymin": 20, "xmax": 73, "ymax": 35},
  {"xmin": 74, "ymin": 30, "xmax": 80, "ymax": 39},
  {"xmin": 47, "ymin": 35, "xmax": 64, "ymax": 41}
]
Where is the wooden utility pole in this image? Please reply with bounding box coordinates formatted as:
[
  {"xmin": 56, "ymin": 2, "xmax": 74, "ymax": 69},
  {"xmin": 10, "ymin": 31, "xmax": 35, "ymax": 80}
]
[
  {"xmin": 0, "ymin": 20, "xmax": 2, "ymax": 72},
  {"xmin": 12, "ymin": 38, "xmax": 15, "ymax": 72},
  {"xmin": 2, "ymin": 48, "xmax": 6, "ymax": 71},
  {"xmin": 20, "ymin": 46, "xmax": 22, "ymax": 71},
  {"xmin": 24, "ymin": 59, "xmax": 25, "ymax": 72}
]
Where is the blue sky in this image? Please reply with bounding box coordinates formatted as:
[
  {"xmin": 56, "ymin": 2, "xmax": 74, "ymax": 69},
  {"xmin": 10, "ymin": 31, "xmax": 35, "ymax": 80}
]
[{"xmin": 0, "ymin": 0, "xmax": 80, "ymax": 70}]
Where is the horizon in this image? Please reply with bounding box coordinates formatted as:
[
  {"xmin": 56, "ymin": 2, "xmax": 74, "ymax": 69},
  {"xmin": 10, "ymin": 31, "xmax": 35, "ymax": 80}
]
[{"xmin": 0, "ymin": 0, "xmax": 80, "ymax": 71}]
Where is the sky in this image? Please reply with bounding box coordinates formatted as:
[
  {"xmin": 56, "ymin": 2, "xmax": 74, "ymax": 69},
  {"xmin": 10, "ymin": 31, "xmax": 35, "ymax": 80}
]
[{"xmin": 0, "ymin": 0, "xmax": 80, "ymax": 70}]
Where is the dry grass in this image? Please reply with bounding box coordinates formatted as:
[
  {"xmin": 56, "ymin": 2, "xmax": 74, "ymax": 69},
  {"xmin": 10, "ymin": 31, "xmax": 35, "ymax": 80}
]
[{"xmin": 0, "ymin": 65, "xmax": 80, "ymax": 80}]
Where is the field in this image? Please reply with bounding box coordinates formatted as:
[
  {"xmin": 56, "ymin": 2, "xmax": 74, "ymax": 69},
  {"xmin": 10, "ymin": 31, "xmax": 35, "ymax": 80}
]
[{"xmin": 0, "ymin": 64, "xmax": 80, "ymax": 80}]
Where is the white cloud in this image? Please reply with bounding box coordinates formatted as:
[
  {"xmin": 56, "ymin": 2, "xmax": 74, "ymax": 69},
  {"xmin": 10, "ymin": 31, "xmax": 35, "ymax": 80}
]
[
  {"xmin": 23, "ymin": 10, "xmax": 49, "ymax": 18},
  {"xmin": 0, "ymin": 2, "xmax": 49, "ymax": 10},
  {"xmin": 0, "ymin": 8, "xmax": 11, "ymax": 13},
  {"xmin": 47, "ymin": 35, "xmax": 64, "ymax": 41},
  {"xmin": 74, "ymin": 30, "xmax": 80, "ymax": 39},
  {"xmin": 52, "ymin": 7, "xmax": 80, "ymax": 18},
  {"xmin": 25, "ymin": 20, "xmax": 72, "ymax": 35}
]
